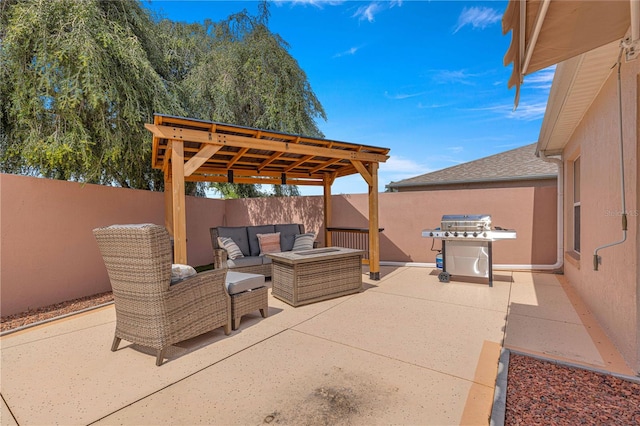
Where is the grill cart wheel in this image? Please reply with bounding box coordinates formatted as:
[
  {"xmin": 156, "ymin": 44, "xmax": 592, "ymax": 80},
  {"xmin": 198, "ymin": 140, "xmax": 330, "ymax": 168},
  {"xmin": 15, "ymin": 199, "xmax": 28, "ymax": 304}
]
[{"xmin": 438, "ymin": 271, "xmax": 450, "ymax": 283}]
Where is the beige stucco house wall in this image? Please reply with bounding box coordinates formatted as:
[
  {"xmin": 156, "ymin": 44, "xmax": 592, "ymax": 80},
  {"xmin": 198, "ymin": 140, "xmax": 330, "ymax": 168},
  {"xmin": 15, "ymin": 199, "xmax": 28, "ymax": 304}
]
[
  {"xmin": 502, "ymin": 0, "xmax": 639, "ymax": 374},
  {"xmin": 565, "ymin": 57, "xmax": 639, "ymax": 372},
  {"xmin": 545, "ymin": 52, "xmax": 639, "ymax": 372}
]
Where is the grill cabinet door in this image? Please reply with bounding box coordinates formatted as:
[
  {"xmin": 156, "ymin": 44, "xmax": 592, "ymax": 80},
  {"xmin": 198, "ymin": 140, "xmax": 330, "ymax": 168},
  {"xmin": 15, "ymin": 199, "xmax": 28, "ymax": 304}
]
[{"xmin": 444, "ymin": 241, "xmax": 489, "ymax": 278}]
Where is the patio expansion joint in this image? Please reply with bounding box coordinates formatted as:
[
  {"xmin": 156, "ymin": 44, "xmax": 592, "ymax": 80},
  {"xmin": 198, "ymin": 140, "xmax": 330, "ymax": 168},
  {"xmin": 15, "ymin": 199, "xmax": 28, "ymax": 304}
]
[
  {"xmin": 1, "ymin": 392, "xmax": 19, "ymax": 426},
  {"xmin": 500, "ymin": 280, "xmax": 514, "ymax": 344},
  {"xmin": 370, "ymin": 287, "xmax": 510, "ymax": 315},
  {"xmin": 505, "ymin": 311, "xmax": 584, "ymax": 326}
]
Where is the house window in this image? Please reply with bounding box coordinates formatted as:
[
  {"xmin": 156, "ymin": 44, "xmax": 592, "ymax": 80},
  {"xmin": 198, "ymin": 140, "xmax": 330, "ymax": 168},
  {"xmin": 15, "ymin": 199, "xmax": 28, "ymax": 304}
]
[{"xmin": 573, "ymin": 157, "xmax": 581, "ymax": 253}]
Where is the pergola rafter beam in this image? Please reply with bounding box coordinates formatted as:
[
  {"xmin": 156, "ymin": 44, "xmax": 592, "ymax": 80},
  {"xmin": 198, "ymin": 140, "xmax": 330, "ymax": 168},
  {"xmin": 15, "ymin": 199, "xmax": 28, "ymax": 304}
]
[
  {"xmin": 185, "ymin": 175, "xmax": 324, "ymax": 185},
  {"xmin": 285, "ymin": 154, "xmax": 314, "ymax": 172},
  {"xmin": 258, "ymin": 151, "xmax": 285, "ymax": 171},
  {"xmin": 310, "ymin": 158, "xmax": 342, "ymax": 174},
  {"xmin": 188, "ymin": 167, "xmax": 328, "ymax": 180},
  {"xmin": 228, "ymin": 147, "xmax": 249, "ymax": 168}
]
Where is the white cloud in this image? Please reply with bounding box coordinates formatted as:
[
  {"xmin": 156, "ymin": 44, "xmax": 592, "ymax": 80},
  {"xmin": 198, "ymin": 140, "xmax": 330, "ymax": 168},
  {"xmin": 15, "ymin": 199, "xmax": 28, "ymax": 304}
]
[
  {"xmin": 417, "ymin": 101, "xmax": 451, "ymax": 109},
  {"xmin": 353, "ymin": 2, "xmax": 383, "ymax": 22},
  {"xmin": 468, "ymin": 102, "xmax": 547, "ymax": 121},
  {"xmin": 447, "ymin": 146, "xmax": 464, "ymax": 154},
  {"xmin": 433, "ymin": 69, "xmax": 478, "ymax": 85},
  {"xmin": 453, "ymin": 7, "xmax": 501, "ymax": 34},
  {"xmin": 333, "ymin": 46, "xmax": 361, "ymax": 58},
  {"xmin": 509, "ymin": 102, "xmax": 548, "ymax": 121},
  {"xmin": 467, "ymin": 102, "xmax": 547, "ymax": 121},
  {"xmin": 524, "ymin": 66, "xmax": 556, "ymax": 90},
  {"xmin": 353, "ymin": 1, "xmax": 402, "ymax": 23},
  {"xmin": 274, "ymin": 0, "xmax": 345, "ymax": 8},
  {"xmin": 381, "ymin": 155, "xmax": 429, "ymax": 174},
  {"xmin": 295, "ymin": 154, "xmax": 427, "ymax": 195},
  {"xmin": 379, "ymin": 155, "xmax": 431, "ymax": 187},
  {"xmin": 384, "ymin": 90, "xmax": 428, "ymax": 100}
]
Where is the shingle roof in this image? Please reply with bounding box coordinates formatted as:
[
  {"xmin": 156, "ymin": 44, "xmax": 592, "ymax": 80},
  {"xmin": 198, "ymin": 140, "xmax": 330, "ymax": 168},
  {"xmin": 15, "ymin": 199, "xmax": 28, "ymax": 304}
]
[{"xmin": 388, "ymin": 143, "xmax": 557, "ymax": 189}]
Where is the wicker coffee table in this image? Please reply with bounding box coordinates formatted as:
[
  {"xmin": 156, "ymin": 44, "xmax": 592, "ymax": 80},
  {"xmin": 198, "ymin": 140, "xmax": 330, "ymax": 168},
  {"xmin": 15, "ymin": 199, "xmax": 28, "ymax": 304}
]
[{"xmin": 267, "ymin": 247, "xmax": 365, "ymax": 307}]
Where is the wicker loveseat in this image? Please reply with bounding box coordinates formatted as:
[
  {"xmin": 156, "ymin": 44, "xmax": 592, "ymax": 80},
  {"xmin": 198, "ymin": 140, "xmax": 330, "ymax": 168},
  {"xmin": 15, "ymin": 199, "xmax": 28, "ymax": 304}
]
[
  {"xmin": 94, "ymin": 224, "xmax": 231, "ymax": 366},
  {"xmin": 210, "ymin": 224, "xmax": 313, "ymax": 277}
]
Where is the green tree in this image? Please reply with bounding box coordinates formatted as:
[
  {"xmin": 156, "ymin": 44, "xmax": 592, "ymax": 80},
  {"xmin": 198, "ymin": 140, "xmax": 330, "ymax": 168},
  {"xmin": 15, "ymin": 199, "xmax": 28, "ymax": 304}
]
[
  {"xmin": 183, "ymin": 4, "xmax": 326, "ymax": 135},
  {"xmin": 0, "ymin": 0, "xmax": 180, "ymax": 189},
  {"xmin": 1, "ymin": 1, "xmax": 325, "ymax": 198},
  {"xmin": 180, "ymin": 3, "xmax": 326, "ymax": 198}
]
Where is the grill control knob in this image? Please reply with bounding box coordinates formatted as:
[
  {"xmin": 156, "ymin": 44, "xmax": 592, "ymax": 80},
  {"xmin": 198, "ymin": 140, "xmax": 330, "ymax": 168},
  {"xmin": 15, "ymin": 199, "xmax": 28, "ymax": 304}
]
[
  {"xmin": 483, "ymin": 232, "xmax": 487, "ymax": 238},
  {"xmin": 453, "ymin": 232, "xmax": 458, "ymax": 237},
  {"xmin": 444, "ymin": 232, "xmax": 449, "ymax": 237},
  {"xmin": 429, "ymin": 232, "xmax": 434, "ymax": 237},
  {"xmin": 473, "ymin": 232, "xmax": 478, "ymax": 237},
  {"xmin": 463, "ymin": 232, "xmax": 468, "ymax": 237}
]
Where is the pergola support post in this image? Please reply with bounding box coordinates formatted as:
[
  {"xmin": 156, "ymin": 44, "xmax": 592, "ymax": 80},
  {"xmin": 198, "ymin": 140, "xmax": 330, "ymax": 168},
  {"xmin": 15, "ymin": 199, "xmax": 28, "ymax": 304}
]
[
  {"xmin": 164, "ymin": 166, "xmax": 173, "ymax": 236},
  {"xmin": 368, "ymin": 162, "xmax": 380, "ymax": 280},
  {"xmin": 171, "ymin": 140, "xmax": 187, "ymax": 264},
  {"xmin": 323, "ymin": 174, "xmax": 333, "ymax": 247}
]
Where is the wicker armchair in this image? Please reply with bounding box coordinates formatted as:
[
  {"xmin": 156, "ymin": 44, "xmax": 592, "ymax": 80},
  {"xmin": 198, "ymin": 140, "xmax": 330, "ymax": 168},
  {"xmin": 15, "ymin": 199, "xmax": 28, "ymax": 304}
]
[{"xmin": 93, "ymin": 224, "xmax": 231, "ymax": 366}]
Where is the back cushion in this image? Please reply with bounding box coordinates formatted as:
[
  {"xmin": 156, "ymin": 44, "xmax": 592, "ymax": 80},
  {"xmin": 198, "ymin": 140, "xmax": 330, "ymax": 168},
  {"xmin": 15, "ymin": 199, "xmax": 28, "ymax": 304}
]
[
  {"xmin": 275, "ymin": 224, "xmax": 302, "ymax": 251},
  {"xmin": 247, "ymin": 225, "xmax": 275, "ymax": 256},
  {"xmin": 217, "ymin": 227, "xmax": 251, "ymax": 257}
]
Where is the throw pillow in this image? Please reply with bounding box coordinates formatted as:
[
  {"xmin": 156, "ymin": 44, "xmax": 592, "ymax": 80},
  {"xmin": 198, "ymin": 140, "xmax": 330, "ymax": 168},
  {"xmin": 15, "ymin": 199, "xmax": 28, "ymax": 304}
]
[
  {"xmin": 292, "ymin": 233, "xmax": 315, "ymax": 251},
  {"xmin": 257, "ymin": 232, "xmax": 281, "ymax": 255},
  {"xmin": 171, "ymin": 264, "xmax": 197, "ymax": 284},
  {"xmin": 218, "ymin": 236, "xmax": 245, "ymax": 260}
]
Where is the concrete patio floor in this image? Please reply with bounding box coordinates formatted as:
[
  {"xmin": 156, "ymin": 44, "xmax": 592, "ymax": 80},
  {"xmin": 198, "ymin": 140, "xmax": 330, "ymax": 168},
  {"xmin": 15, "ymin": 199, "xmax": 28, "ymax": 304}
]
[{"xmin": 1, "ymin": 266, "xmax": 635, "ymax": 425}]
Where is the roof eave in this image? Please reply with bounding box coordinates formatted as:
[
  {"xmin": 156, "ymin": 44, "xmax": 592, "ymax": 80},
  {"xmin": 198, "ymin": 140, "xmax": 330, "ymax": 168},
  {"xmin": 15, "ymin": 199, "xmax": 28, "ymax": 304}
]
[
  {"xmin": 536, "ymin": 39, "xmax": 623, "ymax": 155},
  {"xmin": 388, "ymin": 174, "xmax": 557, "ymax": 189}
]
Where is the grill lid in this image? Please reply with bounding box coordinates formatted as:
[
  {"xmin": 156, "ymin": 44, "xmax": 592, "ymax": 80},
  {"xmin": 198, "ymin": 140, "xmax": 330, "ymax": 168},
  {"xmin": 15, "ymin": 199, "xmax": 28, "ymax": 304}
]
[{"xmin": 441, "ymin": 214, "xmax": 492, "ymax": 231}]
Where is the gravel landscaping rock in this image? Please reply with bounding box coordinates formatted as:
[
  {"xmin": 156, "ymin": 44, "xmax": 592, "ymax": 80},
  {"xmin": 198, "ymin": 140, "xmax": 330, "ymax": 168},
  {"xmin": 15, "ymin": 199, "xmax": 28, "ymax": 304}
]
[
  {"xmin": 1, "ymin": 292, "xmax": 113, "ymax": 332},
  {"xmin": 506, "ymin": 353, "xmax": 640, "ymax": 425}
]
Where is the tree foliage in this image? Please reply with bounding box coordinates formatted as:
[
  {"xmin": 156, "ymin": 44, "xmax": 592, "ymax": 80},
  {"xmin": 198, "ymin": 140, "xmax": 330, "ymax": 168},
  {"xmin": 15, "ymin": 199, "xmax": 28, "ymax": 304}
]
[
  {"xmin": 1, "ymin": 0, "xmax": 180, "ymax": 189},
  {"xmin": 182, "ymin": 4, "xmax": 326, "ymax": 136},
  {"xmin": 1, "ymin": 0, "xmax": 326, "ymax": 198}
]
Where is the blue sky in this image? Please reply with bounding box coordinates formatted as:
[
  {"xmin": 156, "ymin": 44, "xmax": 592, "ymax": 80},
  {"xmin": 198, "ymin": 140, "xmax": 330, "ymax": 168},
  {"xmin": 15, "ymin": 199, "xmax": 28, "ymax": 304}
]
[{"xmin": 146, "ymin": 0, "xmax": 553, "ymax": 196}]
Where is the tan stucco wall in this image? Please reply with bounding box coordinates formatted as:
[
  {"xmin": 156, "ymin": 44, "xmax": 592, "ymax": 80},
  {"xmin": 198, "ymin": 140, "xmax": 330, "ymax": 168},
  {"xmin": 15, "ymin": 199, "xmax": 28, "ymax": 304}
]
[
  {"xmin": 0, "ymin": 173, "xmax": 557, "ymax": 316},
  {"xmin": 203, "ymin": 187, "xmax": 556, "ymax": 266},
  {"xmin": 222, "ymin": 196, "xmax": 325, "ymax": 240},
  {"xmin": 0, "ymin": 174, "xmax": 225, "ymax": 316},
  {"xmin": 330, "ymin": 188, "xmax": 557, "ymax": 265},
  {"xmin": 562, "ymin": 57, "xmax": 639, "ymax": 372}
]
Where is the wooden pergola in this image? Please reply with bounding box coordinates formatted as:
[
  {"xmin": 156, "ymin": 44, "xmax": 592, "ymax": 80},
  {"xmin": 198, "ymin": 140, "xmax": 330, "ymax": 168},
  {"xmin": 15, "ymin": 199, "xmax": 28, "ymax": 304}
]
[{"xmin": 145, "ymin": 114, "xmax": 390, "ymax": 279}]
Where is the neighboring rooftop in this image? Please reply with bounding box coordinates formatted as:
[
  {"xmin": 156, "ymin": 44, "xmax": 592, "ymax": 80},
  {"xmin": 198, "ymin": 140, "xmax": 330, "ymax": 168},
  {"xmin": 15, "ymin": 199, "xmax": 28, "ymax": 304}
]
[{"xmin": 387, "ymin": 143, "xmax": 558, "ymax": 191}]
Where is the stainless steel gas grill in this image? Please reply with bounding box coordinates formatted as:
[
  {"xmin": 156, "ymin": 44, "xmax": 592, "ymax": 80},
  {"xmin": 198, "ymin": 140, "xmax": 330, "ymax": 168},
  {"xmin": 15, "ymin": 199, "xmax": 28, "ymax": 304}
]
[{"xmin": 421, "ymin": 214, "xmax": 516, "ymax": 287}]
